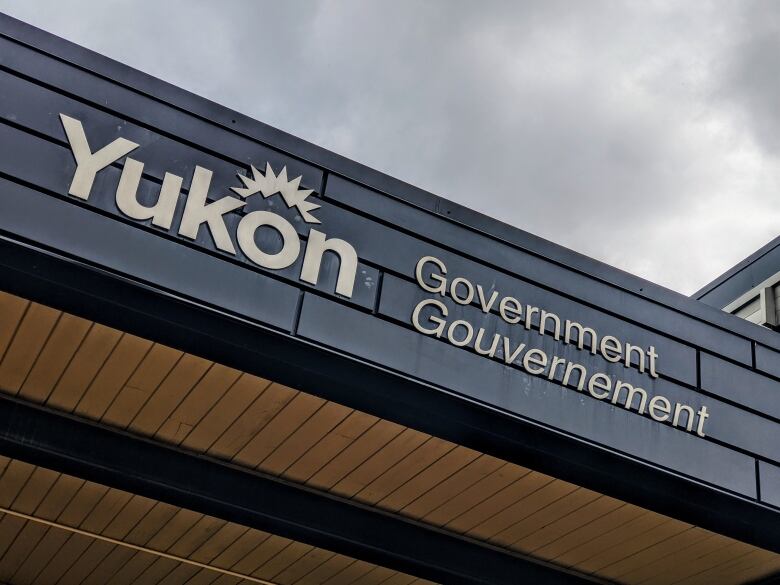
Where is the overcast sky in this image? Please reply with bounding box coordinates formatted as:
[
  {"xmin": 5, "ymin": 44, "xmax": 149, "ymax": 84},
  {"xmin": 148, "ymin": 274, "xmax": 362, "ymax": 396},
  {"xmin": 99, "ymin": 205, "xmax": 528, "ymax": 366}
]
[{"xmin": 1, "ymin": 1, "xmax": 778, "ymax": 294}]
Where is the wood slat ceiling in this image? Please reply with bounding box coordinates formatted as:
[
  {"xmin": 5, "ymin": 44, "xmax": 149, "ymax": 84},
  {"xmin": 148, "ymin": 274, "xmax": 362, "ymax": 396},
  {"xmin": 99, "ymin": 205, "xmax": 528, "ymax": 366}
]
[
  {"xmin": 0, "ymin": 456, "xmax": 429, "ymax": 585},
  {"xmin": 1, "ymin": 291, "xmax": 779, "ymax": 585}
]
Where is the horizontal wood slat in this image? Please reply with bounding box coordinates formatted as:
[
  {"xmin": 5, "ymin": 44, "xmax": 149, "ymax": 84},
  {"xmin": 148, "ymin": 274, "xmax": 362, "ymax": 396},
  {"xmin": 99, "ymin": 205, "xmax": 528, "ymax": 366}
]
[{"xmin": 0, "ymin": 458, "xmax": 428, "ymax": 585}]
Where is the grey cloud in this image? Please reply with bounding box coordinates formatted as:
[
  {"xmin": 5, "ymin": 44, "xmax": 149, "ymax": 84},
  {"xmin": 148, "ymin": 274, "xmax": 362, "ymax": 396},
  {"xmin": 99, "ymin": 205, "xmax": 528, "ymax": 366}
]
[
  {"xmin": 0, "ymin": 0, "xmax": 777, "ymax": 294},
  {"xmin": 720, "ymin": 0, "xmax": 780, "ymax": 154}
]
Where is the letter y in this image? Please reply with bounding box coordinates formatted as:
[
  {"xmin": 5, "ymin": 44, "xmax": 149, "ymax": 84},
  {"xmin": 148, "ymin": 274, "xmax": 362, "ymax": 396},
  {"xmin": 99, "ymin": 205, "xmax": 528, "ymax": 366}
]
[{"xmin": 60, "ymin": 114, "xmax": 139, "ymax": 200}]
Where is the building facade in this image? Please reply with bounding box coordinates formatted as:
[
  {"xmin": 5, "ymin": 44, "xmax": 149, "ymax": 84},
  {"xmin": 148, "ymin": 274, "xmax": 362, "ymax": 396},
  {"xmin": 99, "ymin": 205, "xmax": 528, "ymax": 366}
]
[{"xmin": 0, "ymin": 12, "xmax": 778, "ymax": 585}]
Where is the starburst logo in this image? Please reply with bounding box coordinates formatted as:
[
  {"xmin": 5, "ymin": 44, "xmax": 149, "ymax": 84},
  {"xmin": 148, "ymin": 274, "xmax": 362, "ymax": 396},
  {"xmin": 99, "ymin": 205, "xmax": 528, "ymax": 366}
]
[{"xmin": 231, "ymin": 163, "xmax": 321, "ymax": 224}]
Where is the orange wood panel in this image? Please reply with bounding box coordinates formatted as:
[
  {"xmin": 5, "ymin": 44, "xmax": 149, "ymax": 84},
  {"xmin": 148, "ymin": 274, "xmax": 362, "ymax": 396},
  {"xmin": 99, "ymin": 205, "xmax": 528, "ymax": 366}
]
[
  {"xmin": 76, "ymin": 333, "xmax": 154, "ymax": 420},
  {"xmin": 46, "ymin": 323, "xmax": 122, "ymax": 412},
  {"xmin": 181, "ymin": 373, "xmax": 272, "ymax": 452},
  {"xmin": 18, "ymin": 312, "xmax": 91, "ymax": 404},
  {"xmin": 0, "ymin": 303, "xmax": 60, "ymax": 394}
]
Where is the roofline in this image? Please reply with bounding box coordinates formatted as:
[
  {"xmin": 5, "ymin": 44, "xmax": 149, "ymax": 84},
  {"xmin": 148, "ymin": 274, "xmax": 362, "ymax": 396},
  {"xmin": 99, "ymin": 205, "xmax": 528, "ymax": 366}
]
[
  {"xmin": 692, "ymin": 234, "xmax": 780, "ymax": 301},
  {"xmin": 0, "ymin": 10, "xmax": 778, "ymax": 352}
]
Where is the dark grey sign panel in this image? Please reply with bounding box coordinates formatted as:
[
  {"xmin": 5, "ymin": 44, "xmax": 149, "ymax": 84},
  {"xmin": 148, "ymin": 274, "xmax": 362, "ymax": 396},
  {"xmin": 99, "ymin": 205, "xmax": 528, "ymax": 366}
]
[
  {"xmin": 761, "ymin": 460, "xmax": 780, "ymax": 509},
  {"xmin": 701, "ymin": 353, "xmax": 780, "ymax": 420},
  {"xmin": 757, "ymin": 344, "xmax": 780, "ymax": 379},
  {"xmin": 298, "ymin": 292, "xmax": 758, "ymax": 496},
  {"xmin": 0, "ymin": 177, "xmax": 301, "ymax": 331},
  {"xmin": 379, "ymin": 274, "xmax": 779, "ymax": 462}
]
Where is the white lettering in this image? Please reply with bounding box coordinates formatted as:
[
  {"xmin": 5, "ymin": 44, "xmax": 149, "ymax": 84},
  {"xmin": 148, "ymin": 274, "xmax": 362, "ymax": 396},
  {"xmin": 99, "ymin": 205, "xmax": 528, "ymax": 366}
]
[
  {"xmin": 499, "ymin": 297, "xmax": 522, "ymax": 324},
  {"xmin": 450, "ymin": 277, "xmax": 475, "ymax": 305},
  {"xmin": 237, "ymin": 211, "xmax": 300, "ymax": 269},
  {"xmin": 476, "ymin": 285, "xmax": 499, "ymax": 313},
  {"xmin": 502, "ymin": 338, "xmax": 526, "ymax": 365},
  {"xmin": 60, "ymin": 113, "xmax": 138, "ymax": 200},
  {"xmin": 649, "ymin": 395, "xmax": 672, "ymax": 422},
  {"xmin": 447, "ymin": 320, "xmax": 474, "ymax": 347},
  {"xmin": 588, "ymin": 373, "xmax": 612, "ymax": 399},
  {"xmin": 179, "ymin": 166, "xmax": 244, "ymax": 253},
  {"xmin": 115, "ymin": 158, "xmax": 180, "ymax": 229},
  {"xmin": 523, "ymin": 349, "xmax": 548, "ymax": 375},
  {"xmin": 600, "ymin": 335, "xmax": 622, "ymax": 362},
  {"xmin": 412, "ymin": 299, "xmax": 448, "ymax": 337},
  {"xmin": 415, "ymin": 256, "xmax": 447, "ymax": 295},
  {"xmin": 696, "ymin": 405, "xmax": 709, "ymax": 437},
  {"xmin": 300, "ymin": 229, "xmax": 358, "ymax": 298},
  {"xmin": 474, "ymin": 329, "xmax": 500, "ymax": 357}
]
